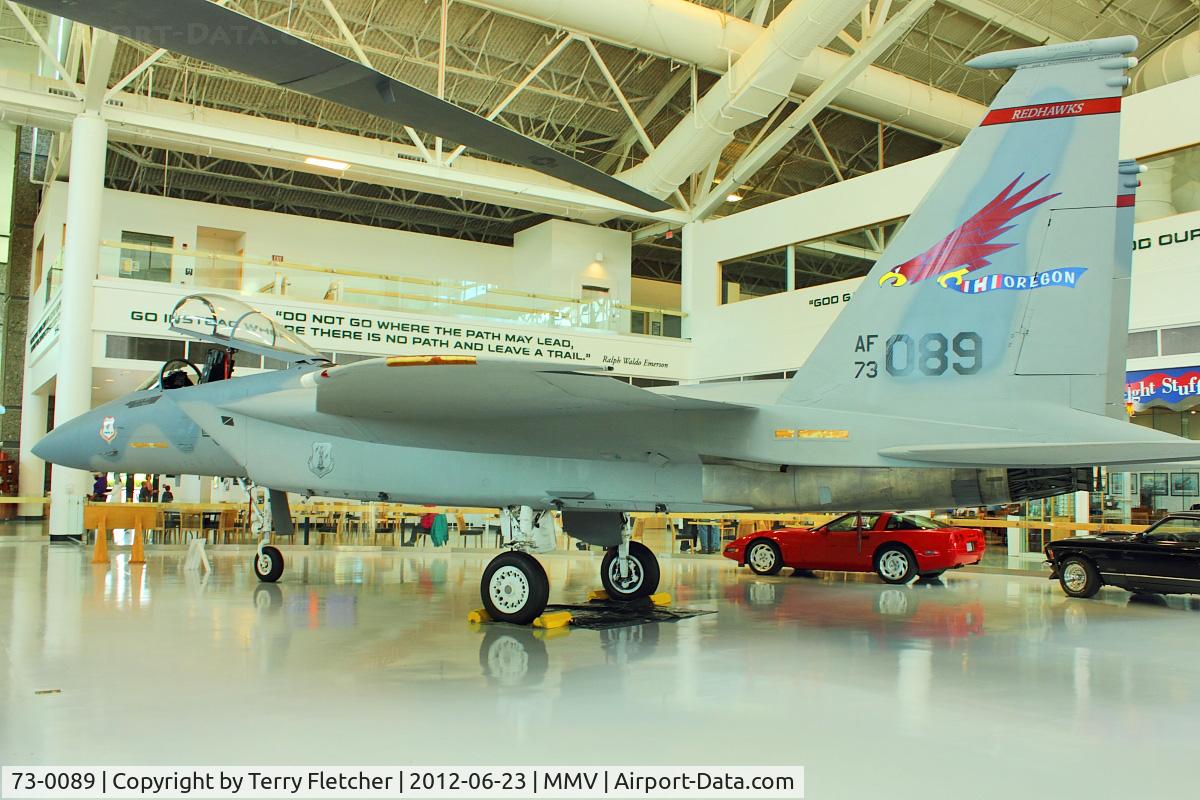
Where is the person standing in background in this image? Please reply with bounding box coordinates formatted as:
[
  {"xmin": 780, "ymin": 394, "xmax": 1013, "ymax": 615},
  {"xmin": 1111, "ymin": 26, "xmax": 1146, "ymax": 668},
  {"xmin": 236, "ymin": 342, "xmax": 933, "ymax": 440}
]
[{"xmin": 91, "ymin": 474, "xmax": 109, "ymax": 502}]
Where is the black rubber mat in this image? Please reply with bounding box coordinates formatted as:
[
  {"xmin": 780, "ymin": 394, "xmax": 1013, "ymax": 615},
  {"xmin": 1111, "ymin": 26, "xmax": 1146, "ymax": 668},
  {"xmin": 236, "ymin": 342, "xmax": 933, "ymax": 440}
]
[{"xmin": 543, "ymin": 598, "xmax": 714, "ymax": 630}]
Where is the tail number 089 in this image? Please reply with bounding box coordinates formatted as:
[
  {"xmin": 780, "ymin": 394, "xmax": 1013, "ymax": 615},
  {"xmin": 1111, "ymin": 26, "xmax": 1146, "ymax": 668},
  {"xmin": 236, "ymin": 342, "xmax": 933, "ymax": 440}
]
[{"xmin": 853, "ymin": 332, "xmax": 982, "ymax": 379}]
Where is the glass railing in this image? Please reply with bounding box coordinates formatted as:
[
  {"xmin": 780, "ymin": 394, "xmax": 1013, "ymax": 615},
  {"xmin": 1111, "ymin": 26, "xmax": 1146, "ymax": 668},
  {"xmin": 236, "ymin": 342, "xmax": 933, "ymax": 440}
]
[
  {"xmin": 97, "ymin": 241, "xmax": 685, "ymax": 338},
  {"xmin": 43, "ymin": 262, "xmax": 62, "ymax": 303}
]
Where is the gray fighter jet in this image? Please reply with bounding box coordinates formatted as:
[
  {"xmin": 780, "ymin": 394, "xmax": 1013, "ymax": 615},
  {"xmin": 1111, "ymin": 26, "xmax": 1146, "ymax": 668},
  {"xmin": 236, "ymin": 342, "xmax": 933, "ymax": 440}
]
[{"xmin": 35, "ymin": 33, "xmax": 1200, "ymax": 624}]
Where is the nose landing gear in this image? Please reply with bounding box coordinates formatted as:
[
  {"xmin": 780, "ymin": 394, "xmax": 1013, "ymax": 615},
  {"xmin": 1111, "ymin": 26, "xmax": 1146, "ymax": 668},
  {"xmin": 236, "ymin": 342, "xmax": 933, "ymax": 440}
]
[{"xmin": 247, "ymin": 482, "xmax": 292, "ymax": 584}]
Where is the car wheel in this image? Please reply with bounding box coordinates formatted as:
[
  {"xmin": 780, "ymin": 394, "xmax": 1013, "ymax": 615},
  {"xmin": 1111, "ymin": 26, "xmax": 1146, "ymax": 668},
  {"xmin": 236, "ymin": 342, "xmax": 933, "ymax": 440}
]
[
  {"xmin": 1058, "ymin": 556, "xmax": 1101, "ymax": 598},
  {"xmin": 746, "ymin": 540, "xmax": 783, "ymax": 576},
  {"xmin": 874, "ymin": 544, "xmax": 917, "ymax": 584}
]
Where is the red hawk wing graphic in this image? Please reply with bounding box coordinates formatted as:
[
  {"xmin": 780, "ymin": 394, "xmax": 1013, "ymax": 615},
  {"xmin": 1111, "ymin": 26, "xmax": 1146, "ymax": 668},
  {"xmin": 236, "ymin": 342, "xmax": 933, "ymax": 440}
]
[{"xmin": 881, "ymin": 174, "xmax": 1060, "ymax": 286}]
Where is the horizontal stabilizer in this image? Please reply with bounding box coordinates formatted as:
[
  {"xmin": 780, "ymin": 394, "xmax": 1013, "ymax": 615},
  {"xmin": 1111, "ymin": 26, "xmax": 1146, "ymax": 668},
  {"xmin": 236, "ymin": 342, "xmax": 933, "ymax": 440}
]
[{"xmin": 881, "ymin": 441, "xmax": 1200, "ymax": 468}]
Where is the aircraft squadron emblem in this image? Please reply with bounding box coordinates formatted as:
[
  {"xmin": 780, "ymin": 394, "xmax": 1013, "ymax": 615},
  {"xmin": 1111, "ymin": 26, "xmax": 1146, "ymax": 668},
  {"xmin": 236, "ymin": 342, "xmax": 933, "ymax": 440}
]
[
  {"xmin": 99, "ymin": 416, "xmax": 117, "ymax": 443},
  {"xmin": 308, "ymin": 442, "xmax": 335, "ymax": 478},
  {"xmin": 878, "ymin": 174, "xmax": 1073, "ymax": 292}
]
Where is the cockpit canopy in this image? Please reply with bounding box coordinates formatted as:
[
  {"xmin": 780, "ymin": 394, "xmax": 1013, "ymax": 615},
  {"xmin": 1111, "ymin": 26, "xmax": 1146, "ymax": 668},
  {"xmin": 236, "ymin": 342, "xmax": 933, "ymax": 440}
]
[{"xmin": 169, "ymin": 293, "xmax": 328, "ymax": 365}]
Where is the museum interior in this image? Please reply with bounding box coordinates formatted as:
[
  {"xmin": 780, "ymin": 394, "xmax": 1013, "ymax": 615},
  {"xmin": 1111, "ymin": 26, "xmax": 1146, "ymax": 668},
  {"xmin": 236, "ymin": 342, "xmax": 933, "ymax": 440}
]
[{"xmin": 2, "ymin": 1, "xmax": 1200, "ymax": 797}]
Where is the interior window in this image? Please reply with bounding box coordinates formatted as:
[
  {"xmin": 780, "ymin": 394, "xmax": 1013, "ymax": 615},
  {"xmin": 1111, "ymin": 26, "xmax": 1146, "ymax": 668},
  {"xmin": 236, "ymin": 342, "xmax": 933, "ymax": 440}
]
[
  {"xmin": 120, "ymin": 231, "xmax": 174, "ymax": 282},
  {"xmin": 860, "ymin": 513, "xmax": 882, "ymax": 530}
]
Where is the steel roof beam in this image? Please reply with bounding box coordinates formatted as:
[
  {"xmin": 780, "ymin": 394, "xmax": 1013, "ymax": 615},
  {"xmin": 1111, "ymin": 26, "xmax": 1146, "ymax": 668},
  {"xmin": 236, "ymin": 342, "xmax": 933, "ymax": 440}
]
[
  {"xmin": 938, "ymin": 0, "xmax": 1065, "ymax": 45},
  {"xmin": 694, "ymin": 0, "xmax": 934, "ymax": 220}
]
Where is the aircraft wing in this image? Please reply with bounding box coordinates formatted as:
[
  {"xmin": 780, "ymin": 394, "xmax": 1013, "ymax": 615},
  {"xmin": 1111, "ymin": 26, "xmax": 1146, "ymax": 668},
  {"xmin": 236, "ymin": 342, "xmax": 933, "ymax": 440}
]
[
  {"xmin": 880, "ymin": 441, "xmax": 1200, "ymax": 467},
  {"xmin": 307, "ymin": 357, "xmax": 748, "ymax": 421},
  {"xmin": 22, "ymin": 0, "xmax": 671, "ymax": 213}
]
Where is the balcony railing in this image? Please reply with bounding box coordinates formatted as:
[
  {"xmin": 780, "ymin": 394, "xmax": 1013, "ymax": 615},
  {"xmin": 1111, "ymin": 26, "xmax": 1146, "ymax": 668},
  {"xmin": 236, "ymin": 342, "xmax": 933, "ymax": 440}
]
[{"xmin": 98, "ymin": 241, "xmax": 685, "ymax": 338}]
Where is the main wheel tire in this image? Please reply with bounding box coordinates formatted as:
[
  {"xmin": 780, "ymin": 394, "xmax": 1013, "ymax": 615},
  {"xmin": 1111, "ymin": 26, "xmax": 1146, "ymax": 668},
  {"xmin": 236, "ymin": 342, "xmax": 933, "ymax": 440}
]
[
  {"xmin": 746, "ymin": 539, "xmax": 783, "ymax": 576},
  {"xmin": 601, "ymin": 541, "xmax": 660, "ymax": 601},
  {"xmin": 874, "ymin": 544, "xmax": 917, "ymax": 585},
  {"xmin": 1059, "ymin": 556, "xmax": 1101, "ymax": 598},
  {"xmin": 253, "ymin": 545, "xmax": 285, "ymax": 583},
  {"xmin": 481, "ymin": 551, "xmax": 550, "ymax": 625}
]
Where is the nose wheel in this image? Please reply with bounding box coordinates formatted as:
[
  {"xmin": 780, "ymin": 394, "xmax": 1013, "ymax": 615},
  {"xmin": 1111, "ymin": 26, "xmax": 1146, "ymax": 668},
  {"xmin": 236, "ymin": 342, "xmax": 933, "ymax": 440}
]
[
  {"xmin": 254, "ymin": 545, "xmax": 285, "ymax": 583},
  {"xmin": 481, "ymin": 551, "xmax": 549, "ymax": 625}
]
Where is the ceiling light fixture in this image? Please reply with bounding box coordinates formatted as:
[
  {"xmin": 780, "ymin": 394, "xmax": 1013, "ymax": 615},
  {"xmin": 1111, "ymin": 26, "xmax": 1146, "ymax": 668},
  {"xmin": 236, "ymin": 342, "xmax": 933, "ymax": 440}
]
[
  {"xmin": 304, "ymin": 156, "xmax": 350, "ymax": 171},
  {"xmin": 726, "ymin": 193, "xmax": 743, "ymax": 203}
]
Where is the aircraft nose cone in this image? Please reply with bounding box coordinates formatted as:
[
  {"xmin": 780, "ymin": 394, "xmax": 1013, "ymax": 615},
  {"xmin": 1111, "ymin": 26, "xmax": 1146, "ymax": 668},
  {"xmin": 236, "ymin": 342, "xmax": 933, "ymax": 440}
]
[{"xmin": 32, "ymin": 417, "xmax": 95, "ymax": 470}]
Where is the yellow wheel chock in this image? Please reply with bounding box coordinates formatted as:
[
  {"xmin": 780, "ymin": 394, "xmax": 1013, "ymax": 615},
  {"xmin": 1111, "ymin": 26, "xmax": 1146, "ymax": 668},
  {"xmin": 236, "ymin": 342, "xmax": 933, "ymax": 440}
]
[{"xmin": 532, "ymin": 610, "xmax": 573, "ymax": 629}]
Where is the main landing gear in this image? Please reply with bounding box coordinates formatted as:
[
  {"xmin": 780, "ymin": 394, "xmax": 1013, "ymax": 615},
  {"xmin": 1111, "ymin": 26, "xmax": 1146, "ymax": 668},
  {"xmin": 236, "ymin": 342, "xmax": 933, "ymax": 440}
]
[{"xmin": 480, "ymin": 507, "xmax": 661, "ymax": 625}]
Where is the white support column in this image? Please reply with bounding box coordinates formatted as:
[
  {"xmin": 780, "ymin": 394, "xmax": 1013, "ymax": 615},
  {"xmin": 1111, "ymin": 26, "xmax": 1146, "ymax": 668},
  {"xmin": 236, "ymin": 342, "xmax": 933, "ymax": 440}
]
[
  {"xmin": 679, "ymin": 222, "xmax": 696, "ymax": 342},
  {"xmin": 48, "ymin": 112, "xmax": 107, "ymax": 537},
  {"xmin": 1074, "ymin": 490, "xmax": 1091, "ymax": 537},
  {"xmin": 17, "ymin": 385, "xmax": 47, "ymax": 519}
]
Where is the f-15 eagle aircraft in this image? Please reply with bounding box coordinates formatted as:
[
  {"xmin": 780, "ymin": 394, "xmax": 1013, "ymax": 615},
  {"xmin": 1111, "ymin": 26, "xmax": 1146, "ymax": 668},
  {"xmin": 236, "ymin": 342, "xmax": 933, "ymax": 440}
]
[{"xmin": 35, "ymin": 33, "xmax": 1200, "ymax": 625}]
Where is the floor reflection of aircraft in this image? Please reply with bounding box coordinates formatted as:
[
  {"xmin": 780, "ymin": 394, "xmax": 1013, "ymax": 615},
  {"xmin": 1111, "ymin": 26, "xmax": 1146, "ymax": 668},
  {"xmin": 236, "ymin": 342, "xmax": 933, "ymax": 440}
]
[
  {"xmin": 478, "ymin": 626, "xmax": 551, "ymax": 689},
  {"xmin": 726, "ymin": 579, "xmax": 985, "ymax": 643},
  {"xmin": 477, "ymin": 621, "xmax": 663, "ymax": 689}
]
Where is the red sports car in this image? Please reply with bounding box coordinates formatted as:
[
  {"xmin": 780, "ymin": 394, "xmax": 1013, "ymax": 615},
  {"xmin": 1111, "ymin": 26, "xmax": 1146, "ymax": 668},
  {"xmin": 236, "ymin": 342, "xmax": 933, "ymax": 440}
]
[{"xmin": 723, "ymin": 512, "xmax": 985, "ymax": 583}]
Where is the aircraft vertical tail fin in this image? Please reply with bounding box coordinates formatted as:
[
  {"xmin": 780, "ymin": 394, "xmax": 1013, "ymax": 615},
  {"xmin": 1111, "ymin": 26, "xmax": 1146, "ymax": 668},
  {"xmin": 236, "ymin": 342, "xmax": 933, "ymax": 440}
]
[{"xmin": 784, "ymin": 36, "xmax": 1140, "ymax": 424}]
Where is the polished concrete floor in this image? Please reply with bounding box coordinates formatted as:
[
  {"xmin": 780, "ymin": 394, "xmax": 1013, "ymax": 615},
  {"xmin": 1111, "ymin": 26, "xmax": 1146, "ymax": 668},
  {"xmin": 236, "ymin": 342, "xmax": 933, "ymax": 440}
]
[{"xmin": 3, "ymin": 533, "xmax": 1199, "ymax": 798}]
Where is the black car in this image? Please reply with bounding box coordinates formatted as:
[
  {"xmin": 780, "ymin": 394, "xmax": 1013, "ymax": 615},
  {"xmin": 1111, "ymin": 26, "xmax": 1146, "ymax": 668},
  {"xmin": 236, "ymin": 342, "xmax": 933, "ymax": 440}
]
[{"xmin": 1045, "ymin": 513, "xmax": 1200, "ymax": 598}]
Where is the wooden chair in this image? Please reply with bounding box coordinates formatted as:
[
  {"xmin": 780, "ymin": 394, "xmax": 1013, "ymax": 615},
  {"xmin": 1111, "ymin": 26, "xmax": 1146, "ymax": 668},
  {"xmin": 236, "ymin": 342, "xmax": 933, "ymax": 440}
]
[
  {"xmin": 374, "ymin": 509, "xmax": 399, "ymax": 547},
  {"xmin": 456, "ymin": 513, "xmax": 485, "ymax": 547},
  {"xmin": 675, "ymin": 520, "xmax": 698, "ymax": 552},
  {"xmin": 200, "ymin": 511, "xmax": 221, "ymax": 544},
  {"xmin": 160, "ymin": 509, "xmax": 182, "ymax": 545},
  {"xmin": 315, "ymin": 510, "xmax": 339, "ymax": 546}
]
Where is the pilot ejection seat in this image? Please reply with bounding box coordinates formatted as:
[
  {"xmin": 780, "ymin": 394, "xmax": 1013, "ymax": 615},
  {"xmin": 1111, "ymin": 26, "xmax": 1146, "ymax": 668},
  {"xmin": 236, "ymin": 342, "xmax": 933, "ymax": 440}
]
[{"xmin": 201, "ymin": 347, "xmax": 235, "ymax": 383}]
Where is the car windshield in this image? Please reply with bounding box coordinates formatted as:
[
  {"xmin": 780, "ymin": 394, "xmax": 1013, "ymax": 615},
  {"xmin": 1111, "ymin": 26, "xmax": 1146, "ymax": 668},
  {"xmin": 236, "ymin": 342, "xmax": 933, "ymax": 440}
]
[
  {"xmin": 1143, "ymin": 516, "xmax": 1200, "ymax": 543},
  {"xmin": 824, "ymin": 514, "xmax": 858, "ymax": 532}
]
